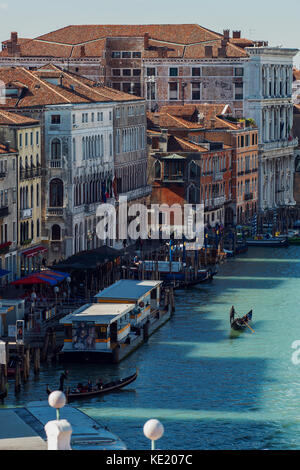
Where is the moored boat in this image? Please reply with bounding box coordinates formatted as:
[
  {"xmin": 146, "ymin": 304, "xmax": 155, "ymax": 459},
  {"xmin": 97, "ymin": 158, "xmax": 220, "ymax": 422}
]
[{"xmin": 246, "ymin": 237, "xmax": 288, "ymax": 247}]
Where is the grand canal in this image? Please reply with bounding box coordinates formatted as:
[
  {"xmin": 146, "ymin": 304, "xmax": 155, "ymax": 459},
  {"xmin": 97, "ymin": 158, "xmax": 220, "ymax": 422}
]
[{"xmin": 1, "ymin": 246, "xmax": 300, "ymax": 450}]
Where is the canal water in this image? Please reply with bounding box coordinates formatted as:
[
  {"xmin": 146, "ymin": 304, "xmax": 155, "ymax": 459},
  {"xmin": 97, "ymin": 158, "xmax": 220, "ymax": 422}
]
[{"xmin": 1, "ymin": 246, "xmax": 300, "ymax": 450}]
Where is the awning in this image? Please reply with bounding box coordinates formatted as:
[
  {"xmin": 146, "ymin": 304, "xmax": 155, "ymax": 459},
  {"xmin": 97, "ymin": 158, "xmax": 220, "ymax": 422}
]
[
  {"xmin": 10, "ymin": 270, "xmax": 70, "ymax": 287},
  {"xmin": 21, "ymin": 245, "xmax": 48, "ymax": 258},
  {"xmin": 11, "ymin": 276, "xmax": 50, "ymax": 286},
  {"xmin": 0, "ymin": 269, "xmax": 10, "ymax": 279}
]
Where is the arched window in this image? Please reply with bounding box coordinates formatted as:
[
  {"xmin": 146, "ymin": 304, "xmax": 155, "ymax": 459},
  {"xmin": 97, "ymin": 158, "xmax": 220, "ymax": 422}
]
[
  {"xmin": 49, "ymin": 179, "xmax": 64, "ymax": 207},
  {"xmin": 189, "ymin": 161, "xmax": 197, "ymax": 180},
  {"xmin": 51, "ymin": 138, "xmax": 61, "ymax": 160},
  {"xmin": 51, "ymin": 224, "xmax": 61, "ymax": 241},
  {"xmin": 188, "ymin": 185, "xmax": 197, "ymax": 204},
  {"xmin": 154, "ymin": 160, "xmax": 161, "ymax": 179},
  {"xmin": 82, "ymin": 137, "xmax": 86, "ymax": 160}
]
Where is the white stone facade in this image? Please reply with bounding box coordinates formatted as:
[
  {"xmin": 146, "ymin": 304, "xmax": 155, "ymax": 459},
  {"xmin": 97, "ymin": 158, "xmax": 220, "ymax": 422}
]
[
  {"xmin": 44, "ymin": 103, "xmax": 115, "ymax": 262},
  {"xmin": 244, "ymin": 47, "xmax": 299, "ymax": 212}
]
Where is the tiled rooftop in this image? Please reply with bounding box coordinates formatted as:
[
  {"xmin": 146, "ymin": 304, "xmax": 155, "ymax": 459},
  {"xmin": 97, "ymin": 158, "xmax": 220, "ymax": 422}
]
[
  {"xmin": 0, "ymin": 64, "xmax": 142, "ymax": 108},
  {"xmin": 0, "ymin": 24, "xmax": 251, "ymax": 59}
]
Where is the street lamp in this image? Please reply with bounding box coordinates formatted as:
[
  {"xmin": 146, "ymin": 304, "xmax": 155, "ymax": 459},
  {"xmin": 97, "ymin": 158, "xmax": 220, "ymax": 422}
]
[
  {"xmin": 54, "ymin": 286, "xmax": 60, "ymax": 308},
  {"xmin": 143, "ymin": 419, "xmax": 164, "ymax": 451}
]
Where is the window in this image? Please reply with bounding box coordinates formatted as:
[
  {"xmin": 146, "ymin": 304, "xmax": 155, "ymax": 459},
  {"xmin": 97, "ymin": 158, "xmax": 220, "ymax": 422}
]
[
  {"xmin": 111, "ymin": 51, "xmax": 121, "ymax": 59},
  {"xmin": 116, "ymin": 108, "xmax": 120, "ymax": 118},
  {"xmin": 51, "ymin": 138, "xmax": 61, "ymax": 160},
  {"xmin": 122, "ymin": 83, "xmax": 131, "ymax": 93},
  {"xmin": 235, "ymin": 83, "xmax": 243, "ymax": 100},
  {"xmin": 19, "ymin": 134, "xmax": 23, "ymax": 148},
  {"xmin": 169, "ymin": 82, "xmax": 178, "ymax": 100},
  {"xmin": 155, "ymin": 161, "xmax": 161, "ymax": 179},
  {"xmin": 192, "ymin": 82, "xmax": 201, "ymax": 100},
  {"xmin": 91, "ymin": 113, "xmax": 94, "ymax": 122},
  {"xmin": 147, "ymin": 67, "xmax": 156, "ymax": 77},
  {"xmin": 235, "ymin": 68, "xmax": 244, "ymax": 76},
  {"xmin": 49, "ymin": 179, "xmax": 64, "ymax": 207},
  {"xmin": 25, "ymin": 133, "xmax": 28, "ymax": 146},
  {"xmin": 122, "ymin": 51, "xmax": 131, "ymax": 58},
  {"xmin": 36, "ymin": 131, "xmax": 39, "ymax": 145},
  {"xmin": 112, "ymin": 69, "xmax": 121, "ymax": 76},
  {"xmin": 192, "ymin": 68, "xmax": 201, "ymax": 77},
  {"xmin": 132, "ymin": 52, "xmax": 141, "ymax": 58},
  {"xmin": 112, "ymin": 83, "xmax": 121, "ymax": 91},
  {"xmin": 51, "ymin": 115, "xmax": 61, "ymax": 124},
  {"xmin": 30, "ymin": 132, "xmax": 33, "ymax": 146},
  {"xmin": 133, "ymin": 69, "xmax": 141, "ymax": 76},
  {"xmin": 109, "ymin": 111, "xmax": 112, "ymax": 121},
  {"xmin": 169, "ymin": 67, "xmax": 178, "ymax": 77},
  {"xmin": 122, "ymin": 69, "xmax": 131, "ymax": 76},
  {"xmin": 147, "ymin": 82, "xmax": 156, "ymax": 100},
  {"xmin": 51, "ymin": 224, "xmax": 61, "ymax": 241}
]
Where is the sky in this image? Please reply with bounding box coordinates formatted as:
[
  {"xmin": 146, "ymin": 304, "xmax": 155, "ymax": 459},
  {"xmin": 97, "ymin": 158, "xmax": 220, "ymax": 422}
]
[{"xmin": 0, "ymin": 0, "xmax": 299, "ymax": 64}]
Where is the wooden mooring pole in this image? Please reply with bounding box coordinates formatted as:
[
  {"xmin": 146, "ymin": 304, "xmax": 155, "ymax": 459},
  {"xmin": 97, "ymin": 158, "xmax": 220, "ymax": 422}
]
[{"xmin": 34, "ymin": 348, "xmax": 40, "ymax": 375}]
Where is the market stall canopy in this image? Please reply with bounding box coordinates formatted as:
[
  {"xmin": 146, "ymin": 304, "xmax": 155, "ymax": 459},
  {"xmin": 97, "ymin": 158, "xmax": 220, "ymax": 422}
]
[
  {"xmin": 53, "ymin": 246, "xmax": 121, "ymax": 271},
  {"xmin": 10, "ymin": 270, "xmax": 71, "ymax": 286}
]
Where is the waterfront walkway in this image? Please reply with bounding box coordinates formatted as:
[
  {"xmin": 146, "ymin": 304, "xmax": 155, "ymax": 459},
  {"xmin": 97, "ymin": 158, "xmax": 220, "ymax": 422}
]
[{"xmin": 0, "ymin": 410, "xmax": 46, "ymax": 450}]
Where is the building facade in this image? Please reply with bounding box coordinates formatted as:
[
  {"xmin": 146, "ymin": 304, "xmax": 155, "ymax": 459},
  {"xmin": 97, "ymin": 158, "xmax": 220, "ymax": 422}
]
[
  {"xmin": 0, "ymin": 143, "xmax": 18, "ymax": 283},
  {"xmin": 0, "ymin": 65, "xmax": 149, "ymax": 264},
  {"xmin": 244, "ymin": 47, "xmax": 298, "ymax": 215},
  {"xmin": 0, "ymin": 111, "xmax": 44, "ymax": 276}
]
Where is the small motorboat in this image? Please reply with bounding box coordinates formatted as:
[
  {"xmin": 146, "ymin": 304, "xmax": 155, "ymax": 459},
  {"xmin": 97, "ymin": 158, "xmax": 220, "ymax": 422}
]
[
  {"xmin": 246, "ymin": 236, "xmax": 288, "ymax": 247},
  {"xmin": 230, "ymin": 307, "xmax": 253, "ymax": 332},
  {"xmin": 47, "ymin": 369, "xmax": 138, "ymax": 401}
]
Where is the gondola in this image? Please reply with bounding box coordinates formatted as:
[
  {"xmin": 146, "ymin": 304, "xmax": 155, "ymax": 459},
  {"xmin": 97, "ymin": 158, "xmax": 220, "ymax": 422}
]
[
  {"xmin": 230, "ymin": 307, "xmax": 253, "ymax": 332},
  {"xmin": 47, "ymin": 369, "xmax": 138, "ymax": 401}
]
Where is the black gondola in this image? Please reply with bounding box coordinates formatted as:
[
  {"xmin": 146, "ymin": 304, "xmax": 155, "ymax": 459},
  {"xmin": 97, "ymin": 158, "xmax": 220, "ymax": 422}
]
[
  {"xmin": 47, "ymin": 369, "xmax": 138, "ymax": 401},
  {"xmin": 230, "ymin": 307, "xmax": 253, "ymax": 331}
]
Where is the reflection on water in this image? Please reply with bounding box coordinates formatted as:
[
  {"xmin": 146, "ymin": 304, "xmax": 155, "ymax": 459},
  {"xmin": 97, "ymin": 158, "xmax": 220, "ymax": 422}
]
[{"xmin": 2, "ymin": 246, "xmax": 300, "ymax": 450}]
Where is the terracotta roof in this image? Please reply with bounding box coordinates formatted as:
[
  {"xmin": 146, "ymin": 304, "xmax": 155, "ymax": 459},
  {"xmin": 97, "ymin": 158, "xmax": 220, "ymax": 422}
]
[
  {"xmin": 0, "ymin": 109, "xmax": 39, "ymax": 126},
  {"xmin": 0, "ymin": 24, "xmax": 249, "ymax": 59},
  {"xmin": 0, "ymin": 143, "xmax": 17, "ymax": 154},
  {"xmin": 293, "ymin": 68, "xmax": 300, "ymax": 81},
  {"xmin": 0, "ymin": 65, "xmax": 142, "ymax": 109}
]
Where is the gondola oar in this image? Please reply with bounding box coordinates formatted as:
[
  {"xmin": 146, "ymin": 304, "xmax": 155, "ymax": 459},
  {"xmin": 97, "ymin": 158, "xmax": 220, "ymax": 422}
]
[{"xmin": 244, "ymin": 322, "xmax": 255, "ymax": 334}]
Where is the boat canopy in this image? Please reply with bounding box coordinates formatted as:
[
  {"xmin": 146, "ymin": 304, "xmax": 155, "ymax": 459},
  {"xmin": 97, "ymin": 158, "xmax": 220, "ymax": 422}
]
[
  {"xmin": 94, "ymin": 280, "xmax": 162, "ymax": 303},
  {"xmin": 60, "ymin": 303, "xmax": 134, "ymax": 326}
]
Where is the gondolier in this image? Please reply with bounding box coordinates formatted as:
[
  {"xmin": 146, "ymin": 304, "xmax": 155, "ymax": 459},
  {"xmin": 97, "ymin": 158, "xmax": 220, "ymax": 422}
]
[{"xmin": 59, "ymin": 370, "xmax": 69, "ymax": 392}]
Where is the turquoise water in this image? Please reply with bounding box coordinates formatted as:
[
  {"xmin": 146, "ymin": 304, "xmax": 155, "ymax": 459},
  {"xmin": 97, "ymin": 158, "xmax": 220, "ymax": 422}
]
[{"xmin": 2, "ymin": 246, "xmax": 300, "ymax": 450}]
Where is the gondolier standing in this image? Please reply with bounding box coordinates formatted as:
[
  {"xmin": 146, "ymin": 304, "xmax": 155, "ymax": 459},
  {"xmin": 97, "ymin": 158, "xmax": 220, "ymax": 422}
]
[{"xmin": 59, "ymin": 370, "xmax": 69, "ymax": 392}]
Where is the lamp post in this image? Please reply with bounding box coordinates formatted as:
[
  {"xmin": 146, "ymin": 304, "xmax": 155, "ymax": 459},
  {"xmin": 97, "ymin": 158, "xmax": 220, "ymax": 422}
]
[
  {"xmin": 66, "ymin": 276, "xmax": 71, "ymax": 303},
  {"xmin": 143, "ymin": 419, "xmax": 164, "ymax": 451},
  {"xmin": 54, "ymin": 286, "xmax": 59, "ymax": 309}
]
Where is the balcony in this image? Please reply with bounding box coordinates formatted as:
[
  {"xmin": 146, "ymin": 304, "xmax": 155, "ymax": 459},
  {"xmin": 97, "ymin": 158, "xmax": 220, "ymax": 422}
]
[
  {"xmin": 20, "ymin": 208, "xmax": 33, "ymax": 220},
  {"xmin": 213, "ymin": 196, "xmax": 226, "ymax": 207},
  {"xmin": 244, "ymin": 193, "xmax": 254, "ymax": 201},
  {"xmin": 47, "ymin": 207, "xmax": 65, "ymax": 217},
  {"xmin": 163, "ymin": 174, "xmax": 184, "ymax": 183},
  {"xmin": 0, "ymin": 171, "xmax": 7, "ymax": 179},
  {"xmin": 20, "ymin": 166, "xmax": 42, "ymax": 180},
  {"xmin": 0, "ymin": 206, "xmax": 9, "ymax": 218},
  {"xmin": 213, "ymin": 172, "xmax": 223, "ymax": 181},
  {"xmin": 119, "ymin": 185, "xmax": 152, "ymax": 203},
  {"xmin": 50, "ymin": 160, "xmax": 62, "ymax": 169}
]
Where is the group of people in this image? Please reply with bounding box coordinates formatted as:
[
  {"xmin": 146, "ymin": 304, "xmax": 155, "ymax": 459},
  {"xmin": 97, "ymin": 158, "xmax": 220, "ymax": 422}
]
[{"xmin": 59, "ymin": 370, "xmax": 103, "ymax": 394}]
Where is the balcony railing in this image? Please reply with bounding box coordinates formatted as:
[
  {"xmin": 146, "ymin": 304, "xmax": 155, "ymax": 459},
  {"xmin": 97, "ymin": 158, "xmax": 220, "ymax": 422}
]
[
  {"xmin": 47, "ymin": 207, "xmax": 64, "ymax": 216},
  {"xmin": 20, "ymin": 208, "xmax": 33, "ymax": 220},
  {"xmin": 244, "ymin": 193, "xmax": 254, "ymax": 201},
  {"xmin": 163, "ymin": 174, "xmax": 184, "ymax": 182},
  {"xmin": 20, "ymin": 166, "xmax": 42, "ymax": 180},
  {"xmin": 213, "ymin": 172, "xmax": 223, "ymax": 181}
]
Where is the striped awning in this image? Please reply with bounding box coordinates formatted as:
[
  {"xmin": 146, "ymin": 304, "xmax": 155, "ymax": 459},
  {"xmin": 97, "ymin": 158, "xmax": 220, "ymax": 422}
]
[{"xmin": 21, "ymin": 245, "xmax": 48, "ymax": 258}]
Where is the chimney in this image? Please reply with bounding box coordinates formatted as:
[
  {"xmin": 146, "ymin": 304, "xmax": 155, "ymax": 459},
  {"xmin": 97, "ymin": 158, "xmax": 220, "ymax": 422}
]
[
  {"xmin": 223, "ymin": 29, "xmax": 230, "ymax": 40},
  {"xmin": 7, "ymin": 31, "xmax": 20, "ymax": 56},
  {"xmin": 232, "ymin": 30, "xmax": 241, "ymax": 39},
  {"xmin": 80, "ymin": 45, "xmax": 86, "ymax": 57},
  {"xmin": 197, "ymin": 112, "xmax": 205, "ymax": 125},
  {"xmin": 159, "ymin": 129, "xmax": 168, "ymax": 152},
  {"xmin": 144, "ymin": 33, "xmax": 150, "ymax": 50},
  {"xmin": 205, "ymin": 46, "xmax": 213, "ymax": 58},
  {"xmin": 59, "ymin": 74, "xmax": 64, "ymax": 87},
  {"xmin": 210, "ymin": 118, "xmax": 216, "ymax": 129},
  {"xmin": 218, "ymin": 46, "xmax": 227, "ymax": 58}
]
